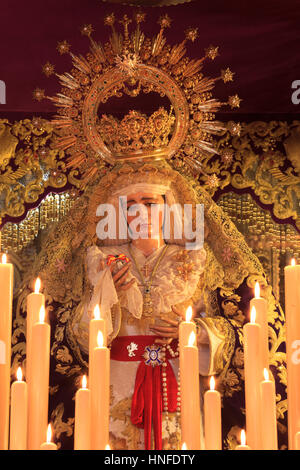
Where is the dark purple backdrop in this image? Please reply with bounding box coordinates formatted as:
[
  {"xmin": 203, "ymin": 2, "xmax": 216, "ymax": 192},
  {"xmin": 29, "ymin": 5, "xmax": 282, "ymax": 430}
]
[{"xmin": 0, "ymin": 0, "xmax": 300, "ymax": 118}]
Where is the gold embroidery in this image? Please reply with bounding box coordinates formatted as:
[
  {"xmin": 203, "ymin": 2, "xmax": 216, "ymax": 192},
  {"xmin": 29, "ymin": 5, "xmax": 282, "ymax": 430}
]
[
  {"xmin": 50, "ymin": 402, "xmax": 74, "ymax": 448},
  {"xmin": 162, "ymin": 430, "xmax": 181, "ymax": 450},
  {"xmin": 110, "ymin": 397, "xmax": 141, "ymax": 450}
]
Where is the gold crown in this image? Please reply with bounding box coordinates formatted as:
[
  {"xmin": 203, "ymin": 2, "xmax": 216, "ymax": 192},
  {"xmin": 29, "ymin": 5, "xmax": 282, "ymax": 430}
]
[{"xmin": 97, "ymin": 107, "xmax": 175, "ymax": 161}]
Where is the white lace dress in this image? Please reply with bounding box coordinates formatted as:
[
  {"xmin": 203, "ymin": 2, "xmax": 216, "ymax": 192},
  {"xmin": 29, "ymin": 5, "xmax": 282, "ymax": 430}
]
[{"xmin": 78, "ymin": 243, "xmax": 224, "ymax": 450}]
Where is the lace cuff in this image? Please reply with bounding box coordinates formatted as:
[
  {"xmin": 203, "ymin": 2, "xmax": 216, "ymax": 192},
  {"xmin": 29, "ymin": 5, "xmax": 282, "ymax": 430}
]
[
  {"xmin": 86, "ymin": 246, "xmax": 144, "ymax": 335},
  {"xmin": 86, "ymin": 246, "xmax": 119, "ymax": 336}
]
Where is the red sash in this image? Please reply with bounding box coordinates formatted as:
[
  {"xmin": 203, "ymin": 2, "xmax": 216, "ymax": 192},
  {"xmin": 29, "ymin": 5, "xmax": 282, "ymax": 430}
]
[{"xmin": 110, "ymin": 335, "xmax": 178, "ymax": 450}]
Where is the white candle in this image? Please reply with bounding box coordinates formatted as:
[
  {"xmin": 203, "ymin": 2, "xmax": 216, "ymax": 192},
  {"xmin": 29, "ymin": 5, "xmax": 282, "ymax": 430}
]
[
  {"xmin": 243, "ymin": 306, "xmax": 263, "ymax": 449},
  {"xmin": 40, "ymin": 424, "xmax": 57, "ymax": 450},
  {"xmin": 236, "ymin": 429, "xmax": 251, "ymax": 450},
  {"xmin": 74, "ymin": 375, "xmax": 91, "ymax": 450},
  {"xmin": 0, "ymin": 253, "xmax": 13, "ymax": 449},
  {"xmin": 295, "ymin": 431, "xmax": 300, "ymax": 450},
  {"xmin": 180, "ymin": 331, "xmax": 202, "ymax": 450},
  {"xmin": 89, "ymin": 304, "xmax": 107, "ymax": 354},
  {"xmin": 179, "ymin": 306, "xmax": 196, "ymax": 354},
  {"xmin": 260, "ymin": 368, "xmax": 278, "ymax": 450},
  {"xmin": 179, "ymin": 306, "xmax": 197, "ymax": 448},
  {"xmin": 26, "ymin": 277, "xmax": 45, "ymax": 384},
  {"xmin": 204, "ymin": 376, "xmax": 222, "ymax": 450},
  {"xmin": 250, "ymin": 282, "xmax": 269, "ymax": 369},
  {"xmin": 9, "ymin": 367, "xmax": 28, "ymax": 450},
  {"xmin": 90, "ymin": 331, "xmax": 110, "ymax": 450},
  {"xmin": 27, "ymin": 306, "xmax": 51, "ymax": 450}
]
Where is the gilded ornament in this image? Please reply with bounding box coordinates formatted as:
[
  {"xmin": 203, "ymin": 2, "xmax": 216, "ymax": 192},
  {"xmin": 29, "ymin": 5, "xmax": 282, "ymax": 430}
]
[
  {"xmin": 32, "ymin": 88, "xmax": 45, "ymax": 102},
  {"xmin": 27, "ymin": 13, "xmax": 239, "ymax": 188},
  {"xmin": 227, "ymin": 121, "xmax": 242, "ymax": 136},
  {"xmin": 184, "ymin": 27, "xmax": 198, "ymax": 42},
  {"xmin": 42, "ymin": 62, "xmax": 55, "ymax": 77},
  {"xmin": 220, "ymin": 67, "xmax": 234, "ymax": 83},
  {"xmin": 80, "ymin": 24, "xmax": 94, "ymax": 37},
  {"xmin": 228, "ymin": 94, "xmax": 242, "ymax": 109},
  {"xmin": 104, "ymin": 13, "xmax": 116, "ymax": 27},
  {"xmin": 206, "ymin": 173, "xmax": 220, "ymax": 188},
  {"xmin": 158, "ymin": 14, "xmax": 172, "ymax": 29},
  {"xmin": 205, "ymin": 45, "xmax": 219, "ymax": 60},
  {"xmin": 56, "ymin": 40, "xmax": 71, "ymax": 55},
  {"xmin": 134, "ymin": 12, "xmax": 146, "ymax": 24}
]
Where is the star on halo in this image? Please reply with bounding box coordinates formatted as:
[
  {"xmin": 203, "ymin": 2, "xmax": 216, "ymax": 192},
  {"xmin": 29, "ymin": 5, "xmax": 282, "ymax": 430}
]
[
  {"xmin": 221, "ymin": 67, "xmax": 235, "ymax": 83},
  {"xmin": 228, "ymin": 94, "xmax": 242, "ymax": 109},
  {"xmin": 205, "ymin": 45, "xmax": 219, "ymax": 60},
  {"xmin": 56, "ymin": 40, "xmax": 71, "ymax": 55}
]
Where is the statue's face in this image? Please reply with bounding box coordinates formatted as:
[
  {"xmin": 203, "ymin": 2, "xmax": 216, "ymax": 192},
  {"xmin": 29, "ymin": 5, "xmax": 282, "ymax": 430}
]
[{"xmin": 125, "ymin": 192, "xmax": 165, "ymax": 239}]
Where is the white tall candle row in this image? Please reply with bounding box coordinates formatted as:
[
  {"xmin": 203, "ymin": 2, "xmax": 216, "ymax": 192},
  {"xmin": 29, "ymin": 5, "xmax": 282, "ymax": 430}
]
[
  {"xmin": 0, "ymin": 267, "xmax": 53, "ymax": 451},
  {"xmin": 74, "ymin": 304, "xmax": 110, "ymax": 450},
  {"xmin": 0, "ymin": 256, "xmax": 299, "ymax": 450}
]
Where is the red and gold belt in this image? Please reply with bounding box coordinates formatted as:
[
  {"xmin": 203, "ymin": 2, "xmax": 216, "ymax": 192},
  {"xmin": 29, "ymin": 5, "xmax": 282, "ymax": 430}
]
[{"xmin": 110, "ymin": 335, "xmax": 178, "ymax": 450}]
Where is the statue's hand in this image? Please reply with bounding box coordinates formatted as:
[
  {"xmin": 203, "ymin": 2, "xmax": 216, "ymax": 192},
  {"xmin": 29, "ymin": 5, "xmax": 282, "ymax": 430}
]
[
  {"xmin": 150, "ymin": 305, "xmax": 208, "ymax": 345},
  {"xmin": 150, "ymin": 310, "xmax": 181, "ymax": 345},
  {"xmin": 110, "ymin": 260, "xmax": 135, "ymax": 292}
]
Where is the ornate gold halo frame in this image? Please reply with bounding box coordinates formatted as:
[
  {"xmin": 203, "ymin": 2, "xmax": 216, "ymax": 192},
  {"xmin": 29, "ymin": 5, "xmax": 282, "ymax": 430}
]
[
  {"xmin": 34, "ymin": 12, "xmax": 241, "ymax": 189},
  {"xmin": 83, "ymin": 63, "xmax": 189, "ymax": 163}
]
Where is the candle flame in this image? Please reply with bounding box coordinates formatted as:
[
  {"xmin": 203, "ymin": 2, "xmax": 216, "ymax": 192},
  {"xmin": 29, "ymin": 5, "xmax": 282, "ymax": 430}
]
[
  {"xmin": 181, "ymin": 442, "xmax": 187, "ymax": 450},
  {"xmin": 82, "ymin": 375, "xmax": 87, "ymax": 389},
  {"xmin": 186, "ymin": 306, "xmax": 193, "ymax": 322},
  {"xmin": 105, "ymin": 444, "xmax": 111, "ymax": 450},
  {"xmin": 16, "ymin": 367, "xmax": 22, "ymax": 381},
  {"xmin": 97, "ymin": 330, "xmax": 104, "ymax": 347},
  {"xmin": 263, "ymin": 368, "xmax": 269, "ymax": 381},
  {"xmin": 210, "ymin": 376, "xmax": 215, "ymax": 391},
  {"xmin": 2, "ymin": 253, "xmax": 6, "ymax": 264},
  {"xmin": 291, "ymin": 258, "xmax": 296, "ymax": 266},
  {"xmin": 47, "ymin": 424, "xmax": 52, "ymax": 443},
  {"xmin": 188, "ymin": 330, "xmax": 196, "ymax": 347},
  {"xmin": 39, "ymin": 305, "xmax": 46, "ymax": 323},
  {"xmin": 240, "ymin": 429, "xmax": 246, "ymax": 446},
  {"xmin": 94, "ymin": 304, "xmax": 101, "ymax": 320},
  {"xmin": 250, "ymin": 306, "xmax": 256, "ymax": 324},
  {"xmin": 35, "ymin": 277, "xmax": 41, "ymax": 294},
  {"xmin": 254, "ymin": 281, "xmax": 260, "ymax": 299}
]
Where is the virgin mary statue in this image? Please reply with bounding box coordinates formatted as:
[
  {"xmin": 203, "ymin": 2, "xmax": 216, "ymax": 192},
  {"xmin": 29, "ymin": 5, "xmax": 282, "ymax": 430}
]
[
  {"xmin": 20, "ymin": 156, "xmax": 287, "ymax": 450},
  {"xmin": 17, "ymin": 13, "xmax": 287, "ymax": 450}
]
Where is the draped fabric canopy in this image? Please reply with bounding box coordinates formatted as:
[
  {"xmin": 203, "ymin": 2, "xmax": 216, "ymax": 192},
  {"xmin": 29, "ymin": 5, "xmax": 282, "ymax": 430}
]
[{"xmin": 0, "ymin": 0, "xmax": 300, "ymax": 117}]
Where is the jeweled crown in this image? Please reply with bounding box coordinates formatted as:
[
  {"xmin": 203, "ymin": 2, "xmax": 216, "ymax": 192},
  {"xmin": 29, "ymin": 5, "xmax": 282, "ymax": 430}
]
[{"xmin": 97, "ymin": 107, "xmax": 175, "ymax": 160}]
